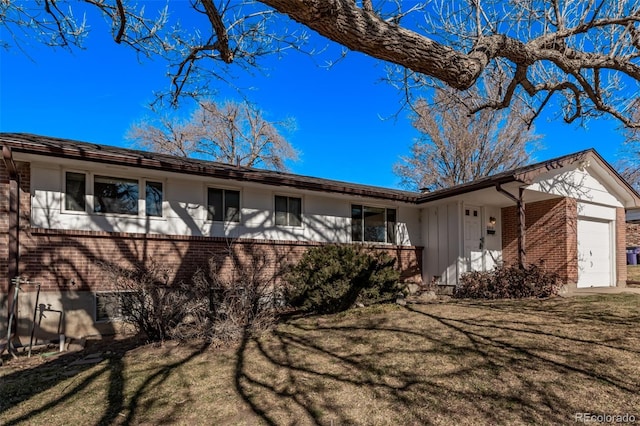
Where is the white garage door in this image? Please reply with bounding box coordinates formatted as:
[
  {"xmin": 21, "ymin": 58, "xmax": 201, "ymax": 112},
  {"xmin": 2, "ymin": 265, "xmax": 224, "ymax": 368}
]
[{"xmin": 577, "ymin": 219, "xmax": 613, "ymax": 288}]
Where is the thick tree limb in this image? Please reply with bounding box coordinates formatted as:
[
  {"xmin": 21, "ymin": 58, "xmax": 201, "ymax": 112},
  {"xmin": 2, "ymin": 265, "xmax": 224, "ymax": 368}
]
[
  {"xmin": 260, "ymin": 0, "xmax": 485, "ymax": 90},
  {"xmin": 201, "ymin": 0, "xmax": 234, "ymax": 63},
  {"xmin": 4, "ymin": 0, "xmax": 640, "ymax": 127}
]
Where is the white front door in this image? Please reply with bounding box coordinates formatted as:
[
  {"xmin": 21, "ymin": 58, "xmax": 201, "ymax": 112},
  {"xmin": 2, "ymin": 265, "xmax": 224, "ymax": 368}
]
[
  {"xmin": 577, "ymin": 218, "xmax": 613, "ymax": 288},
  {"xmin": 464, "ymin": 205, "xmax": 483, "ymax": 271}
]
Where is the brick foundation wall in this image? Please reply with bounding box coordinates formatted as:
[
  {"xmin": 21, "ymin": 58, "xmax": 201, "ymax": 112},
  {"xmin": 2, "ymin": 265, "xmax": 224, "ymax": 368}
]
[
  {"xmin": 502, "ymin": 198, "xmax": 578, "ymax": 285},
  {"xmin": 18, "ymin": 228, "xmax": 424, "ymax": 293},
  {"xmin": 627, "ymin": 222, "xmax": 640, "ymax": 246}
]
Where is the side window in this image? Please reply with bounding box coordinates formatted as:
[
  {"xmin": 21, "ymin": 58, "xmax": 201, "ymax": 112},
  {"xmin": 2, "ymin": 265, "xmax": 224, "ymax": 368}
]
[
  {"xmin": 94, "ymin": 175, "xmax": 139, "ymax": 215},
  {"xmin": 65, "ymin": 171, "xmax": 86, "ymax": 211},
  {"xmin": 207, "ymin": 188, "xmax": 240, "ymax": 222},
  {"xmin": 145, "ymin": 181, "xmax": 163, "ymax": 217},
  {"xmin": 275, "ymin": 195, "xmax": 302, "ymax": 227}
]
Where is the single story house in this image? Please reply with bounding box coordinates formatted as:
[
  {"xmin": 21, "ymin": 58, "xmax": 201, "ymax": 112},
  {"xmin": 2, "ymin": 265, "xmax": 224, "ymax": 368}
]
[{"xmin": 2, "ymin": 133, "xmax": 639, "ymax": 340}]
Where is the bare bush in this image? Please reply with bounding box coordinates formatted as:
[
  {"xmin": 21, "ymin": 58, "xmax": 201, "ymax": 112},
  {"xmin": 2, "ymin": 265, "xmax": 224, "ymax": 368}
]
[
  {"xmin": 455, "ymin": 264, "xmax": 560, "ymax": 300},
  {"xmin": 101, "ymin": 259, "xmax": 190, "ymax": 342},
  {"xmin": 187, "ymin": 244, "xmax": 281, "ymax": 345},
  {"xmin": 100, "ymin": 243, "xmax": 285, "ymax": 345}
]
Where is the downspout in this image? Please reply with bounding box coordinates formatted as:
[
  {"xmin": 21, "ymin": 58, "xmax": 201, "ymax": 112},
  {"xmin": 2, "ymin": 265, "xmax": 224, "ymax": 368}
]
[
  {"xmin": 496, "ymin": 184, "xmax": 526, "ymax": 268},
  {"xmin": 2, "ymin": 146, "xmax": 19, "ymax": 334}
]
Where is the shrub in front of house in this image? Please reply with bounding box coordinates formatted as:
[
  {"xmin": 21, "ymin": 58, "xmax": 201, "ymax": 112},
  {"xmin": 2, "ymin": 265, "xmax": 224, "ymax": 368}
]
[
  {"xmin": 101, "ymin": 259, "xmax": 186, "ymax": 342},
  {"xmin": 455, "ymin": 264, "xmax": 559, "ymax": 299},
  {"xmin": 284, "ymin": 245, "xmax": 402, "ymax": 314},
  {"xmin": 101, "ymin": 243, "xmax": 281, "ymax": 344}
]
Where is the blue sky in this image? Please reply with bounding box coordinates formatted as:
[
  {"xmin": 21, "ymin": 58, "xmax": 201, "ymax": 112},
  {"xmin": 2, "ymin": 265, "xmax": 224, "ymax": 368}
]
[{"xmin": 0, "ymin": 5, "xmax": 630, "ymax": 189}]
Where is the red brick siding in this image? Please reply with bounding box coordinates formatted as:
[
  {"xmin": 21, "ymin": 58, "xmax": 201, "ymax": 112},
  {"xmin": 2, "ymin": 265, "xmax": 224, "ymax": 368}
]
[
  {"xmin": 617, "ymin": 208, "xmax": 627, "ymax": 286},
  {"xmin": 17, "ymin": 229, "xmax": 423, "ymax": 293},
  {"xmin": 627, "ymin": 223, "xmax": 640, "ymax": 246},
  {"xmin": 502, "ymin": 198, "xmax": 578, "ymax": 284},
  {"xmin": 0, "ymin": 160, "xmax": 8, "ymax": 293},
  {"xmin": 0, "ymin": 160, "xmax": 31, "ymax": 293}
]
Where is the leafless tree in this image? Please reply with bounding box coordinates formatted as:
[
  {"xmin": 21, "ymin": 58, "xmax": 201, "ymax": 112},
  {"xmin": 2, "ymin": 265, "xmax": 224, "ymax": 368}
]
[
  {"xmin": 619, "ymin": 99, "xmax": 640, "ymax": 190},
  {"xmin": 619, "ymin": 160, "xmax": 640, "ymax": 191},
  {"xmin": 3, "ymin": 1, "xmax": 640, "ymax": 127},
  {"xmin": 128, "ymin": 100, "xmax": 298, "ymax": 171},
  {"xmin": 394, "ymin": 86, "xmax": 540, "ymax": 191}
]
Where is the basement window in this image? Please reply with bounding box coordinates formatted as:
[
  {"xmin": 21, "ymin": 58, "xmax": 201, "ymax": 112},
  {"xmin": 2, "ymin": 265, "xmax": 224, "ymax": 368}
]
[{"xmin": 95, "ymin": 292, "xmax": 135, "ymax": 322}]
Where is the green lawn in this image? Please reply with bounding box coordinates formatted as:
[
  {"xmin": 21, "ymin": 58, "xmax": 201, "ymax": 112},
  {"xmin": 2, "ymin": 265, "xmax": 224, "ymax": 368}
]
[{"xmin": 2, "ymin": 294, "xmax": 640, "ymax": 425}]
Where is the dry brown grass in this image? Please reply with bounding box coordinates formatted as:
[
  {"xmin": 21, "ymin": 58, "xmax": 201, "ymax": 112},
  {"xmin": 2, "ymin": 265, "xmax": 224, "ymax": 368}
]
[
  {"xmin": 2, "ymin": 294, "xmax": 640, "ymax": 425},
  {"xmin": 628, "ymin": 265, "xmax": 640, "ymax": 283}
]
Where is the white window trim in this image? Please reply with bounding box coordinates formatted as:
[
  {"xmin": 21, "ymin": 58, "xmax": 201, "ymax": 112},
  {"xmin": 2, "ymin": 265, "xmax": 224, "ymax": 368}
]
[{"xmin": 62, "ymin": 171, "xmax": 168, "ymax": 219}]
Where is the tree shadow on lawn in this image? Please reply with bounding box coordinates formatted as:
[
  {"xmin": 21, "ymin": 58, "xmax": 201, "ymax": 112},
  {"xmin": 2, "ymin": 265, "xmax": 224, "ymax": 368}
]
[
  {"xmin": 2, "ymin": 298, "xmax": 638, "ymax": 425},
  {"xmin": 0, "ymin": 336, "xmax": 208, "ymax": 425},
  {"xmin": 234, "ymin": 301, "xmax": 640, "ymax": 425},
  {"xmin": 457, "ymin": 294, "xmax": 640, "ymax": 326}
]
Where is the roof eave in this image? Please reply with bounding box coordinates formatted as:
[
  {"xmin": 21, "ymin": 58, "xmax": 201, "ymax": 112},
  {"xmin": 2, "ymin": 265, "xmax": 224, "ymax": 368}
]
[{"xmin": 2, "ymin": 134, "xmax": 419, "ymax": 203}]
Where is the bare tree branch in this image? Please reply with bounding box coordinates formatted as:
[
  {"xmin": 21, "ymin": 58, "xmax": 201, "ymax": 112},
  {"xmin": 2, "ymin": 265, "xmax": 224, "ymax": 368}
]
[
  {"xmin": 201, "ymin": 0, "xmax": 234, "ymax": 63},
  {"xmin": 2, "ymin": 0, "xmax": 640, "ymax": 127}
]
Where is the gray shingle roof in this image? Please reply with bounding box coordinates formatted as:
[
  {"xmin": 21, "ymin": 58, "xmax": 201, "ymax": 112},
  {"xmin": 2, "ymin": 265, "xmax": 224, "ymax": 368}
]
[{"xmin": 2, "ymin": 132, "xmax": 637, "ymax": 205}]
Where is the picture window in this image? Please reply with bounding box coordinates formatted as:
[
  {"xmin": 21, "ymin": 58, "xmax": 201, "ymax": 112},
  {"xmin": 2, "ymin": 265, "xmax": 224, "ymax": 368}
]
[
  {"xmin": 94, "ymin": 175, "xmax": 139, "ymax": 215},
  {"xmin": 351, "ymin": 205, "xmax": 397, "ymax": 244}
]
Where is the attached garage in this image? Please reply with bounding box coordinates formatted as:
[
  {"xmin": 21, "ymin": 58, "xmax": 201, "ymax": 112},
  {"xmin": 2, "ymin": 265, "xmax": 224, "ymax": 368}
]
[
  {"xmin": 577, "ymin": 218, "xmax": 614, "ymax": 288},
  {"xmin": 421, "ymin": 149, "xmax": 639, "ymax": 290},
  {"xmin": 492, "ymin": 150, "xmax": 640, "ymax": 291}
]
